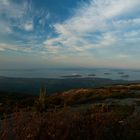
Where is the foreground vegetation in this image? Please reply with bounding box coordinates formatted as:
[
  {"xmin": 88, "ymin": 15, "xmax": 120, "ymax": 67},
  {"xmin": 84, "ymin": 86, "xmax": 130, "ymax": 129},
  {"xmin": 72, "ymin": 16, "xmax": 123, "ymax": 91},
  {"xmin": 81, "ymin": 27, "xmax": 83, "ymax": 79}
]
[
  {"xmin": 1, "ymin": 105, "xmax": 139, "ymax": 140},
  {"xmin": 1, "ymin": 84, "xmax": 140, "ymax": 140}
]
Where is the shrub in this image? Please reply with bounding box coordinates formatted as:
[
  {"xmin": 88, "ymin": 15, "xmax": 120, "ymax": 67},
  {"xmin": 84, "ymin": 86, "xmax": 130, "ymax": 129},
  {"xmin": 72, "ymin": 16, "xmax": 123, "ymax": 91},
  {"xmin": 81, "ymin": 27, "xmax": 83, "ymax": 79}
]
[{"xmin": 34, "ymin": 87, "xmax": 47, "ymax": 112}]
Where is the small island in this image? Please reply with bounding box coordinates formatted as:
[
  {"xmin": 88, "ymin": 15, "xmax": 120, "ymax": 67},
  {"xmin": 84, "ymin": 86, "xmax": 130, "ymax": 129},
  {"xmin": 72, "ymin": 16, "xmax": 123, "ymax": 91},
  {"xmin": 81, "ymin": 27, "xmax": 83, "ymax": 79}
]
[
  {"xmin": 88, "ymin": 74, "xmax": 96, "ymax": 77},
  {"xmin": 121, "ymin": 75, "xmax": 129, "ymax": 78},
  {"xmin": 118, "ymin": 72, "xmax": 124, "ymax": 75},
  {"xmin": 104, "ymin": 72, "xmax": 111, "ymax": 75},
  {"xmin": 61, "ymin": 74, "xmax": 82, "ymax": 78}
]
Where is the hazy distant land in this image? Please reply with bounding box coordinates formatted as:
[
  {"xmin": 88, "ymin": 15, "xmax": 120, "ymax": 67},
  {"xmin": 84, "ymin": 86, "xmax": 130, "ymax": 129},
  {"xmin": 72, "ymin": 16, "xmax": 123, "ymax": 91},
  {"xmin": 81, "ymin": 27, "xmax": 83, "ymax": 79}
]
[{"xmin": 0, "ymin": 76, "xmax": 139, "ymax": 95}]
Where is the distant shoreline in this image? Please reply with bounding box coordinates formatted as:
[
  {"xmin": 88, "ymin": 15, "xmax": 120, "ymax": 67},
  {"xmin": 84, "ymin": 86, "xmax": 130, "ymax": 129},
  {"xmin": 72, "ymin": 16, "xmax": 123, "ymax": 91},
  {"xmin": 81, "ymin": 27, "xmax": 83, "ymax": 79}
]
[{"xmin": 0, "ymin": 77, "xmax": 139, "ymax": 95}]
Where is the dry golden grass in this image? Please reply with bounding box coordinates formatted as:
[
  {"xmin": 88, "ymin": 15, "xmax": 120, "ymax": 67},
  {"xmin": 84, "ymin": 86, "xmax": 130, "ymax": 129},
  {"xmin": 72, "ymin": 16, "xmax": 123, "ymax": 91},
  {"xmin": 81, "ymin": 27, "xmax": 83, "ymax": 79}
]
[
  {"xmin": 1, "ymin": 84, "xmax": 140, "ymax": 140},
  {"xmin": 0, "ymin": 104, "xmax": 139, "ymax": 140}
]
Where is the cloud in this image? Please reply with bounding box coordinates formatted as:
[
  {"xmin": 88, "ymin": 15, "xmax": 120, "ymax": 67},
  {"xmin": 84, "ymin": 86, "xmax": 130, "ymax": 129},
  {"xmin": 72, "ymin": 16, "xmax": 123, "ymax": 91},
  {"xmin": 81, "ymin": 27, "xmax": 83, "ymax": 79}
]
[
  {"xmin": 0, "ymin": 42, "xmax": 36, "ymax": 53},
  {"xmin": 0, "ymin": 0, "xmax": 49, "ymax": 33},
  {"xmin": 44, "ymin": 0, "xmax": 140, "ymax": 58},
  {"xmin": 0, "ymin": 0, "xmax": 50, "ymax": 53},
  {"xmin": 0, "ymin": 22, "xmax": 12, "ymax": 35},
  {"xmin": 0, "ymin": 43, "xmax": 18, "ymax": 52},
  {"xmin": 23, "ymin": 22, "xmax": 34, "ymax": 31}
]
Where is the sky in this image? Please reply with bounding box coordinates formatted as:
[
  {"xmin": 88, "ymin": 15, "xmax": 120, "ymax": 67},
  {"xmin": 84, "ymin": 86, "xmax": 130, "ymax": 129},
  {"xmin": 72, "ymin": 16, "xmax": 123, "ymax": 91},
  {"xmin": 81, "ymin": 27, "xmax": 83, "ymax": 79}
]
[{"xmin": 0, "ymin": 0, "xmax": 140, "ymax": 69}]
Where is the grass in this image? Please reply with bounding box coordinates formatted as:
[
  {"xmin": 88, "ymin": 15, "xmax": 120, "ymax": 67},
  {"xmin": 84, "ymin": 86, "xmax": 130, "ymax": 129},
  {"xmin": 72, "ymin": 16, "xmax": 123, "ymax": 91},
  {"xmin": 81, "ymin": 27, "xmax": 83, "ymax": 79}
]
[
  {"xmin": 1, "ymin": 84, "xmax": 140, "ymax": 139},
  {"xmin": 0, "ymin": 105, "xmax": 139, "ymax": 140}
]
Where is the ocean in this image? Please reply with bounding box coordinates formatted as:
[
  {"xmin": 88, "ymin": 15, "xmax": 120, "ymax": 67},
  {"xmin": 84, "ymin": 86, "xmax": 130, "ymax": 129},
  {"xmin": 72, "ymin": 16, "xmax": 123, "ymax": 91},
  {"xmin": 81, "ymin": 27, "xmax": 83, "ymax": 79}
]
[{"xmin": 0, "ymin": 68, "xmax": 140, "ymax": 81}]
